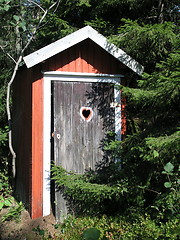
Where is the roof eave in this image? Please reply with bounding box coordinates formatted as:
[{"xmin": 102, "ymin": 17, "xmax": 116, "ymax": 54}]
[{"xmin": 23, "ymin": 25, "xmax": 144, "ymax": 75}]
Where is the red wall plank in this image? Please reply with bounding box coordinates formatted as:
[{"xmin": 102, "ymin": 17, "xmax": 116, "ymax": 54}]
[
  {"xmin": 13, "ymin": 69, "xmax": 32, "ymax": 209},
  {"xmin": 13, "ymin": 67, "xmax": 43, "ymax": 219},
  {"xmin": 31, "ymin": 69, "xmax": 43, "ymax": 219},
  {"xmin": 43, "ymin": 39, "xmax": 126, "ymax": 74}
]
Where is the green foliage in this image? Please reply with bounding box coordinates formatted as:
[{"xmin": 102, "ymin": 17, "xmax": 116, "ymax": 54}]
[
  {"xmin": 52, "ymin": 165, "xmax": 127, "ymax": 215},
  {"xmin": 106, "ymin": 43, "xmax": 180, "ymax": 223},
  {"xmin": 0, "ymin": 127, "xmax": 8, "ymax": 148},
  {"xmin": 85, "ymin": 18, "xmax": 115, "ymax": 36},
  {"xmin": 88, "ymin": 0, "xmax": 180, "ymax": 26},
  {"xmin": 0, "ymin": 152, "xmax": 12, "ymax": 198},
  {"xmin": 151, "ymin": 162, "xmax": 180, "ymax": 220},
  {"xmin": 0, "ymin": 0, "xmax": 11, "ymax": 11},
  {"xmin": 32, "ymin": 225, "xmax": 49, "ymax": 240},
  {"xmin": 116, "ymin": 130, "xmax": 180, "ymax": 218},
  {"xmin": 36, "ymin": 214, "xmax": 179, "ymax": 240},
  {"xmin": 122, "ymin": 51, "xmax": 180, "ymax": 132},
  {"xmin": 1, "ymin": 0, "xmax": 32, "ymax": 57},
  {"xmin": 0, "ymin": 65, "xmax": 9, "ymax": 162},
  {"xmin": 0, "ymin": 201, "xmax": 24, "ymax": 222},
  {"xmin": 110, "ymin": 20, "xmax": 178, "ymax": 72},
  {"xmin": 145, "ymin": 131, "xmax": 180, "ymax": 163},
  {"xmin": 44, "ymin": 0, "xmax": 91, "ymax": 28},
  {"xmin": 33, "ymin": 14, "xmax": 75, "ymax": 50},
  {"xmin": 82, "ymin": 228, "xmax": 100, "ymax": 240},
  {"xmin": 37, "ymin": 0, "xmax": 180, "ymax": 41},
  {"xmin": 0, "ymin": 196, "xmax": 13, "ymax": 210}
]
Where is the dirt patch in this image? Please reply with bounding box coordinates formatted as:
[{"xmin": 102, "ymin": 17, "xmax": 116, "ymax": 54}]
[{"xmin": 0, "ymin": 209, "xmax": 58, "ymax": 240}]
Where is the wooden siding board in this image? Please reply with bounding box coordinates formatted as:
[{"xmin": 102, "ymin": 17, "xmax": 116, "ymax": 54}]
[
  {"xmin": 43, "ymin": 39, "xmax": 126, "ymax": 75},
  {"xmin": 81, "ymin": 42, "xmax": 89, "ymax": 72},
  {"xmin": 12, "ymin": 68, "xmax": 32, "ymax": 208},
  {"xmin": 75, "ymin": 46, "xmax": 82, "ymax": 72},
  {"xmin": 62, "ymin": 50, "xmax": 69, "ymax": 72},
  {"xmin": 68, "ymin": 47, "xmax": 76, "ymax": 72},
  {"xmin": 31, "ymin": 68, "xmax": 43, "ymax": 219}
]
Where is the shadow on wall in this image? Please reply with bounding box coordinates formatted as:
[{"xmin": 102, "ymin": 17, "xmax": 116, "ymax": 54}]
[
  {"xmin": 85, "ymin": 82, "xmax": 116, "ymax": 164},
  {"xmin": 54, "ymin": 82, "xmax": 122, "ymax": 217}
]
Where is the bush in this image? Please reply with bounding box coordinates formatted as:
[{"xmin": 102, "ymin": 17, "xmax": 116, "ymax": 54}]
[{"xmin": 52, "ymin": 214, "xmax": 179, "ymax": 240}]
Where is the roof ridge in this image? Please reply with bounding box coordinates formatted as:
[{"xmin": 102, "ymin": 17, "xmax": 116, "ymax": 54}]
[{"xmin": 23, "ymin": 25, "xmax": 144, "ymax": 75}]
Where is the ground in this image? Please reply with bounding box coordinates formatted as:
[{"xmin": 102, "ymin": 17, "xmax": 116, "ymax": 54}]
[{"xmin": 0, "ymin": 208, "xmax": 58, "ymax": 240}]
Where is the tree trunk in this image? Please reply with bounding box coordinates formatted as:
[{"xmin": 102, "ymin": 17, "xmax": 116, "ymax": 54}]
[{"xmin": 157, "ymin": 0, "xmax": 165, "ymax": 23}]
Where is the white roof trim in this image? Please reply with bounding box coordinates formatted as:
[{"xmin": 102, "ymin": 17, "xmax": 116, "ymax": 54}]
[
  {"xmin": 43, "ymin": 71, "xmax": 123, "ymax": 84},
  {"xmin": 23, "ymin": 25, "xmax": 144, "ymax": 75},
  {"xmin": 43, "ymin": 71, "xmax": 124, "ymax": 78}
]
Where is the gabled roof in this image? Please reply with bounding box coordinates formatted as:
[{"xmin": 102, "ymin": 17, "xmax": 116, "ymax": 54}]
[{"xmin": 23, "ymin": 26, "xmax": 144, "ymax": 75}]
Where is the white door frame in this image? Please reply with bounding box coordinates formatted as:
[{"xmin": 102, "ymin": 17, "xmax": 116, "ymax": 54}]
[{"xmin": 42, "ymin": 71, "xmax": 123, "ymax": 216}]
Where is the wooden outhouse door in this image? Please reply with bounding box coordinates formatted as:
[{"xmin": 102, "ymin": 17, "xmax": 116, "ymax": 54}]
[{"xmin": 53, "ymin": 80, "xmax": 116, "ymax": 221}]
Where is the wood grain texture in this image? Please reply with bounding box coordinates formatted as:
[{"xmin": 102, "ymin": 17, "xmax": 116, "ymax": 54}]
[
  {"xmin": 12, "ymin": 67, "xmax": 43, "ymax": 219},
  {"xmin": 12, "ymin": 69, "xmax": 32, "ymax": 210},
  {"xmin": 31, "ymin": 70, "xmax": 43, "ymax": 219},
  {"xmin": 53, "ymin": 81, "xmax": 114, "ymax": 221},
  {"xmin": 43, "ymin": 39, "xmax": 126, "ymax": 74}
]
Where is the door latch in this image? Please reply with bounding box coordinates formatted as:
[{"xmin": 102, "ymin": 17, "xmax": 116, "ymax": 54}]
[{"xmin": 110, "ymin": 102, "xmax": 121, "ymax": 108}]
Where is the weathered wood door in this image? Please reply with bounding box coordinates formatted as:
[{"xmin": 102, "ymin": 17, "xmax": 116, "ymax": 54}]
[{"xmin": 53, "ymin": 81, "xmax": 115, "ymax": 221}]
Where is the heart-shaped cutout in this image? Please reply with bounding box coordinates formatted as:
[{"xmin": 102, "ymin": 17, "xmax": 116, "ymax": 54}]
[
  {"xmin": 82, "ymin": 109, "xmax": 91, "ymax": 119},
  {"xmin": 80, "ymin": 107, "xmax": 93, "ymax": 122}
]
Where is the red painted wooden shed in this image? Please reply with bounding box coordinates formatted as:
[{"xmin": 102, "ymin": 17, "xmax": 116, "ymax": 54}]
[{"xmin": 12, "ymin": 26, "xmax": 143, "ymax": 220}]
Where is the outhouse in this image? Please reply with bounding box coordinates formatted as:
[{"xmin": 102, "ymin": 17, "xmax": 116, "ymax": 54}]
[{"xmin": 12, "ymin": 26, "xmax": 143, "ymax": 220}]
